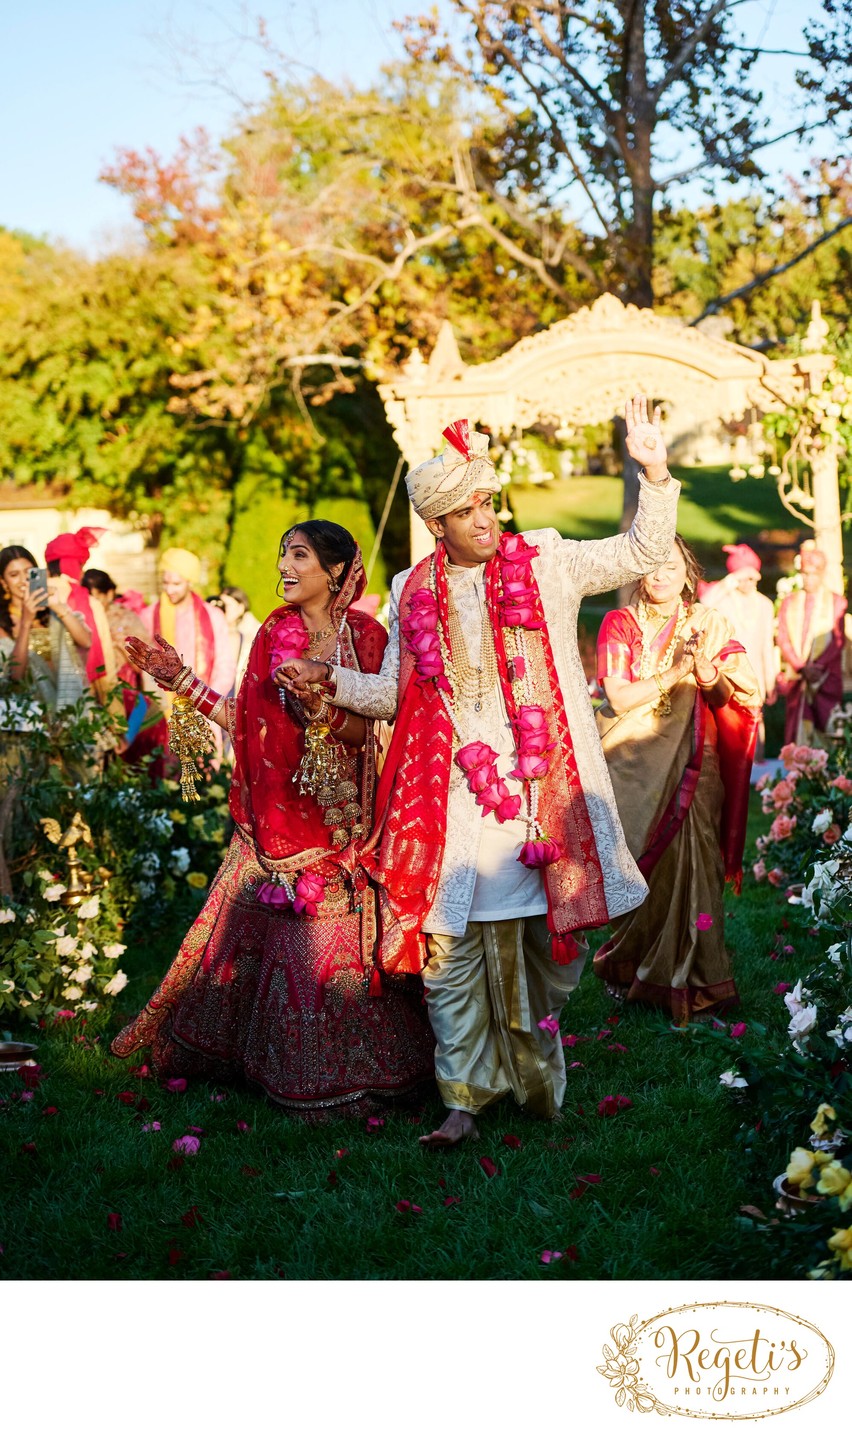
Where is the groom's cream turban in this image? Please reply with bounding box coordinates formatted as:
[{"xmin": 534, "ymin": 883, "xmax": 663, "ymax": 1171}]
[{"xmin": 405, "ymin": 418, "xmax": 501, "ymax": 522}]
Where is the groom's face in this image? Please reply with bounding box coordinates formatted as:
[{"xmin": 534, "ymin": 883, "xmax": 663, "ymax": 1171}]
[{"xmin": 428, "ymin": 491, "xmax": 500, "ymax": 568}]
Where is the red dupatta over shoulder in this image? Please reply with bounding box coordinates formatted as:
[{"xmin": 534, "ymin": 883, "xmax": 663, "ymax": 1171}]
[
  {"xmin": 597, "ymin": 607, "xmax": 759, "ymax": 892},
  {"xmin": 229, "ymin": 550, "xmax": 386, "ymax": 872}
]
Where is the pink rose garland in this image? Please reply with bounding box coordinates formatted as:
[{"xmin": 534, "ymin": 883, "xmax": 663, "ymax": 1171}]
[
  {"xmin": 456, "ymin": 741, "xmax": 522, "ymax": 823},
  {"xmin": 402, "ymin": 589, "xmax": 450, "ymax": 691}
]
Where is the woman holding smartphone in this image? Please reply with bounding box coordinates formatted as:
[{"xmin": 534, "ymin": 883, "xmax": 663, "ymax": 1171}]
[{"xmin": 0, "ymin": 545, "xmax": 92, "ymax": 708}]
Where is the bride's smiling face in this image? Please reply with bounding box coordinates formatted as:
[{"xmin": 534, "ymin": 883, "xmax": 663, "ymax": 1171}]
[
  {"xmin": 277, "ymin": 530, "xmax": 340, "ymax": 609},
  {"xmin": 643, "ymin": 544, "xmax": 688, "ymax": 608}
]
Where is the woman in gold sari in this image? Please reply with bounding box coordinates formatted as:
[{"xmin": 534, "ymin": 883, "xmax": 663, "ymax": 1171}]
[{"xmin": 593, "ymin": 537, "xmax": 760, "ymax": 1024}]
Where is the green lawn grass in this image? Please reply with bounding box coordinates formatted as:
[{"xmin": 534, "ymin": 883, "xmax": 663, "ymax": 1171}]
[
  {"xmin": 0, "ymin": 794, "xmax": 816, "ymax": 1281},
  {"xmin": 509, "ymin": 465, "xmax": 802, "ymax": 577}
]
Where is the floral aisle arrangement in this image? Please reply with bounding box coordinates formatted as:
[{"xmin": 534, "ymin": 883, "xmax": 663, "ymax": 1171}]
[
  {"xmin": 0, "ymin": 685, "xmax": 230, "ymax": 1025},
  {"xmin": 752, "ymin": 718, "xmax": 852, "ymax": 889},
  {"xmin": 707, "ymin": 825, "xmax": 852, "ymax": 1278}
]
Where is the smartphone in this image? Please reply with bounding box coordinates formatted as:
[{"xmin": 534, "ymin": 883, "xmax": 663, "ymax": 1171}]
[{"xmin": 28, "ymin": 566, "xmax": 48, "ymax": 596}]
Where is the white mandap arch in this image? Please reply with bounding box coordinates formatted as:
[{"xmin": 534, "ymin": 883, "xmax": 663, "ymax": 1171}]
[{"xmin": 378, "ymin": 294, "xmax": 840, "ymax": 586}]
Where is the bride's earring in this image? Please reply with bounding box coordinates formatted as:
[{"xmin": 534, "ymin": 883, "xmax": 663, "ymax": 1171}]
[{"xmin": 328, "ymin": 576, "xmax": 340, "ymax": 593}]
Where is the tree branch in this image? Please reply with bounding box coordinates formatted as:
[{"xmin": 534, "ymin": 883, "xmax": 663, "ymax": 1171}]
[
  {"xmin": 689, "ymin": 216, "xmax": 852, "ymax": 324},
  {"xmin": 652, "ymin": 0, "xmax": 742, "ymax": 100}
]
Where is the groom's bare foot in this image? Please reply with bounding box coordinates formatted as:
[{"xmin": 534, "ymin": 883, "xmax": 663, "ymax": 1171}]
[{"xmin": 418, "ymin": 1109, "xmax": 479, "ymax": 1149}]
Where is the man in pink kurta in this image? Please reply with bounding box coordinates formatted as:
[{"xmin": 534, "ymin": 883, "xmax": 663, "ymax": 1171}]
[
  {"xmin": 777, "ymin": 543, "xmax": 846, "ymax": 745},
  {"xmin": 142, "ymin": 548, "xmax": 235, "ymax": 759},
  {"xmin": 705, "ymin": 543, "xmax": 778, "ymax": 760}
]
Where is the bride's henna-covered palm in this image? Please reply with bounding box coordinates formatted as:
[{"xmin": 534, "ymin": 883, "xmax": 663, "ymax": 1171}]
[{"xmin": 124, "ymin": 633, "xmax": 184, "ymax": 686}]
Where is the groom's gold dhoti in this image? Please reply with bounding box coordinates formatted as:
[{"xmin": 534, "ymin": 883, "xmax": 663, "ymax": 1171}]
[{"xmin": 423, "ymin": 916, "xmax": 588, "ymax": 1117}]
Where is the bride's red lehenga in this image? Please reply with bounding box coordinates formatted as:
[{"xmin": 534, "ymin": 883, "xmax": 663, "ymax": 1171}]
[{"xmin": 111, "ymin": 550, "xmax": 435, "ymax": 1116}]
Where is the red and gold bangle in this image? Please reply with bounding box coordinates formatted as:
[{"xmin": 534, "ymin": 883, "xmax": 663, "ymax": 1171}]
[
  {"xmin": 697, "ymin": 664, "xmax": 720, "ymax": 690},
  {"xmin": 328, "ymin": 706, "xmax": 347, "ymax": 733}
]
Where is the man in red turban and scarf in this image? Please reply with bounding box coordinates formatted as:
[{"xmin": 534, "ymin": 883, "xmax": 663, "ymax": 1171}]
[
  {"xmin": 44, "ymin": 526, "xmax": 113, "ymax": 699},
  {"xmin": 777, "ymin": 542, "xmax": 847, "ymax": 745},
  {"xmin": 281, "ymin": 397, "xmax": 680, "ymax": 1148}
]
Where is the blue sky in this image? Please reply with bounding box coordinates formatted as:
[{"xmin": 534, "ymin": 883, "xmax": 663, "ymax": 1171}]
[{"xmin": 0, "ymin": 0, "xmax": 828, "ymax": 252}]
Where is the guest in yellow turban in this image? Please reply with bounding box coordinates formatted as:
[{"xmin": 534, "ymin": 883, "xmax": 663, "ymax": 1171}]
[{"xmin": 142, "ymin": 547, "xmax": 235, "ymax": 716}]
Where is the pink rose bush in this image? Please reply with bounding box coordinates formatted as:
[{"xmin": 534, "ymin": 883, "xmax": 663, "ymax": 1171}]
[{"xmin": 753, "ymin": 720, "xmax": 852, "ymax": 892}]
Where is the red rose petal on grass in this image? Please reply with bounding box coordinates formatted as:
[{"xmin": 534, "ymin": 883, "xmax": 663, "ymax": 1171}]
[
  {"xmin": 21, "ymin": 1142, "xmax": 37, "ymax": 1155},
  {"xmin": 130, "ymin": 1064, "xmax": 151, "ymax": 1079},
  {"xmin": 167, "ymin": 1156, "xmax": 185, "ymax": 1171},
  {"xmin": 695, "ymin": 913, "xmax": 713, "ymax": 930},
  {"xmin": 774, "ymin": 982, "xmax": 791, "ymax": 995},
  {"xmin": 117, "ymin": 1091, "xmax": 137, "ymax": 1105},
  {"xmin": 180, "ymin": 1206, "xmax": 203, "ymax": 1228},
  {"xmin": 168, "ymin": 1247, "xmax": 184, "ymax": 1266},
  {"xmin": 112, "ymin": 1252, "xmax": 128, "ymax": 1262},
  {"xmin": 443, "ymin": 1196, "xmax": 461, "ymax": 1207},
  {"xmin": 479, "ymin": 1157, "xmax": 499, "ymax": 1179},
  {"xmin": 607, "ymin": 1043, "xmax": 629, "ymax": 1053},
  {"xmin": 107, "ymin": 1212, "xmax": 122, "ymax": 1232},
  {"xmin": 235, "ymin": 1121, "xmax": 251, "ymax": 1133},
  {"xmin": 327, "ymin": 1170, "xmax": 339, "ymax": 1188},
  {"xmin": 395, "ymin": 1199, "xmax": 422, "ymax": 1213},
  {"xmin": 335, "ymin": 1148, "xmax": 349, "ymax": 1159},
  {"xmin": 188, "ymin": 1126, "xmax": 205, "ymax": 1135},
  {"xmin": 42, "ymin": 1106, "xmax": 58, "ymax": 1117},
  {"xmin": 135, "ymin": 1097, "xmax": 152, "ymax": 1113},
  {"xmin": 564, "ymin": 1245, "xmax": 579, "ymax": 1263},
  {"xmin": 210, "ymin": 1271, "xmax": 232, "ymax": 1280},
  {"xmin": 595, "ymin": 1029, "xmax": 612, "ymax": 1040},
  {"xmin": 569, "ymin": 1184, "xmax": 588, "ymax": 1200},
  {"xmin": 17, "ymin": 1064, "xmax": 43, "ymax": 1086},
  {"xmin": 502, "ymin": 1133, "xmax": 522, "ymax": 1150},
  {"xmin": 366, "ymin": 1116, "xmax": 385, "ymax": 1131},
  {"xmin": 606, "ymin": 1015, "xmax": 621, "ymax": 1025},
  {"xmin": 166, "ymin": 1078, "xmax": 187, "ymax": 1093},
  {"xmin": 437, "ymin": 1178, "xmax": 447, "ymax": 1189},
  {"xmin": 649, "ymin": 1166, "xmax": 661, "ymax": 1177},
  {"xmin": 240, "ymin": 1165, "xmax": 262, "ymax": 1178},
  {"xmin": 730, "ymin": 1022, "xmax": 747, "ymax": 1038},
  {"xmin": 597, "ymin": 1094, "xmax": 633, "ymax": 1117},
  {"xmin": 577, "ymin": 1173, "xmax": 601, "ymax": 1185},
  {"xmin": 576, "ymin": 1105, "xmax": 585, "ymax": 1116}
]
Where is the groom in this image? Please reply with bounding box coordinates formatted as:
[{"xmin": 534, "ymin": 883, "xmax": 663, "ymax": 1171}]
[{"xmin": 281, "ymin": 397, "xmax": 679, "ymax": 1146}]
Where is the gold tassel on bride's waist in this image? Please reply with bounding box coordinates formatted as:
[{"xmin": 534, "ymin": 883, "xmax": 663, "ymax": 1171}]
[{"xmin": 168, "ymin": 695, "xmax": 214, "ymax": 802}]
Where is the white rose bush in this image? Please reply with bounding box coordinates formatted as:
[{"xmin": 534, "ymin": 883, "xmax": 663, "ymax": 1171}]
[{"xmin": 0, "ymin": 681, "xmax": 232, "ymax": 1024}]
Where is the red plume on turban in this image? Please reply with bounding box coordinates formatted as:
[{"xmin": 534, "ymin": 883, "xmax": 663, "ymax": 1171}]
[{"xmin": 441, "ymin": 418, "xmax": 472, "ymax": 460}]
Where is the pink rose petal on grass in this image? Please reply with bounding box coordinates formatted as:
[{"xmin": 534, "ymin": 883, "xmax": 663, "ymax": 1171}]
[
  {"xmin": 235, "ymin": 1121, "xmax": 251, "ymax": 1133},
  {"xmin": 730, "ymin": 1022, "xmax": 747, "ymax": 1038},
  {"xmin": 395, "ymin": 1200, "xmax": 422, "ymax": 1214},
  {"xmin": 502, "ymin": 1133, "xmax": 522, "ymax": 1150},
  {"xmin": 774, "ymin": 982, "xmax": 791, "ymax": 995},
  {"xmin": 479, "ymin": 1156, "xmax": 499, "ymax": 1179},
  {"xmin": 695, "ymin": 913, "xmax": 714, "ymax": 931},
  {"xmin": 537, "ymin": 1014, "xmax": 560, "ymax": 1036},
  {"xmin": 107, "ymin": 1212, "xmax": 122, "ymax": 1232},
  {"xmin": 541, "ymin": 1250, "xmax": 563, "ymax": 1265},
  {"xmin": 166, "ymin": 1078, "xmax": 187, "ymax": 1093},
  {"xmin": 172, "ymin": 1135, "xmax": 201, "ymax": 1155},
  {"xmin": 140, "ymin": 1122, "xmax": 161, "ymax": 1133},
  {"xmin": 210, "ymin": 1270, "xmax": 232, "ymax": 1280}
]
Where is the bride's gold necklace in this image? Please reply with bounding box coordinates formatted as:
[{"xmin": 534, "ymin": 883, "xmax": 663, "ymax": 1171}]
[{"xmin": 304, "ymin": 621, "xmax": 336, "ymax": 656}]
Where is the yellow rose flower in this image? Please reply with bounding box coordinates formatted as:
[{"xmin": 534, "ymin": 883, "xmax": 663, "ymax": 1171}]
[
  {"xmin": 839, "ymin": 1180, "xmax": 852, "ymax": 1214},
  {"xmin": 810, "ymin": 1103, "xmax": 837, "ymax": 1137},
  {"xmin": 186, "ymin": 872, "xmax": 208, "ymax": 890},
  {"xmin": 816, "ymin": 1160, "xmax": 852, "ymax": 1198},
  {"xmin": 786, "ymin": 1147, "xmax": 817, "ymax": 1190},
  {"xmin": 827, "ymin": 1227, "xmax": 852, "ymax": 1270}
]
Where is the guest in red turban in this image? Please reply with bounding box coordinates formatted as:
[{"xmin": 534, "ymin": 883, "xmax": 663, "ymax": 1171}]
[{"xmin": 44, "ymin": 527, "xmax": 113, "ymax": 699}]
